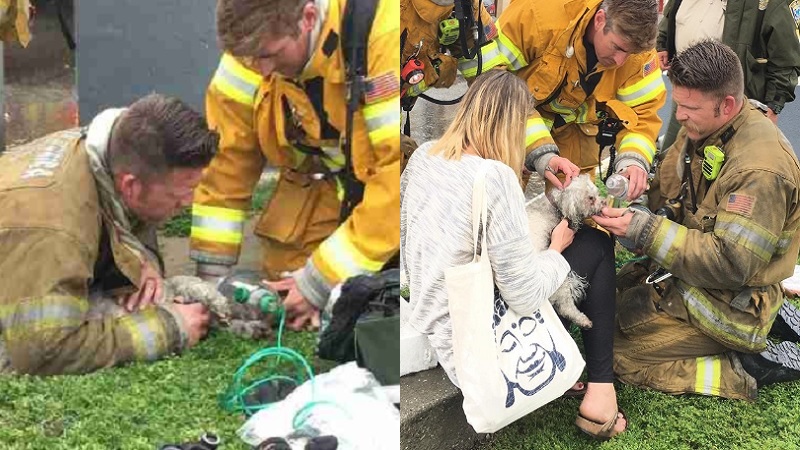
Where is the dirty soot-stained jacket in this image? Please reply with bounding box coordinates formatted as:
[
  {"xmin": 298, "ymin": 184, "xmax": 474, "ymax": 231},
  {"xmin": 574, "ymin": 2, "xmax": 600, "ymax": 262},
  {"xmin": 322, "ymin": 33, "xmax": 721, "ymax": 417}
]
[
  {"xmin": 0, "ymin": 130, "xmax": 187, "ymax": 375},
  {"xmin": 639, "ymin": 105, "xmax": 800, "ymax": 352}
]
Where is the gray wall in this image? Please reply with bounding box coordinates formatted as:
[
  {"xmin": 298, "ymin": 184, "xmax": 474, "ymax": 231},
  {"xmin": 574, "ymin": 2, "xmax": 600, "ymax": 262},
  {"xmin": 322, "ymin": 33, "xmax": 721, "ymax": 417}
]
[{"xmin": 77, "ymin": 0, "xmax": 219, "ymax": 123}]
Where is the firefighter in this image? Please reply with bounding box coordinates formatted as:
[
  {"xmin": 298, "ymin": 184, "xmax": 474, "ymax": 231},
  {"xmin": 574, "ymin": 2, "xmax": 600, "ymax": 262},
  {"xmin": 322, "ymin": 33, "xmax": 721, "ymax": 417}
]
[
  {"xmin": 190, "ymin": 0, "xmax": 400, "ymax": 330},
  {"xmin": 475, "ymin": 0, "xmax": 666, "ymax": 201},
  {"xmin": 478, "ymin": 0, "xmax": 663, "ymax": 435},
  {"xmin": 400, "ymin": 0, "xmax": 498, "ymax": 171},
  {"xmin": 0, "ymin": 0, "xmax": 30, "ymax": 46},
  {"xmin": 400, "ymin": 0, "xmax": 498, "ymax": 100},
  {"xmin": 0, "ymin": 94, "xmax": 215, "ymax": 375},
  {"xmin": 402, "ymin": 0, "xmax": 583, "ymax": 190},
  {"xmin": 595, "ymin": 40, "xmax": 800, "ymax": 400}
]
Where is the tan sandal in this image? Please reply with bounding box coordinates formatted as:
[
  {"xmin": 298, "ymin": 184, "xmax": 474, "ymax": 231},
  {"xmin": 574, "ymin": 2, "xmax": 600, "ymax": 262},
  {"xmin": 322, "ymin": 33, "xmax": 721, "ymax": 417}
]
[{"xmin": 575, "ymin": 408, "xmax": 627, "ymax": 440}]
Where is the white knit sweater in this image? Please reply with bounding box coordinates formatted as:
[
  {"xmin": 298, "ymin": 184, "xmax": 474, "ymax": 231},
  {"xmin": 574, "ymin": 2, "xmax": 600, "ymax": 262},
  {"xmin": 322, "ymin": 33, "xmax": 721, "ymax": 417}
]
[{"xmin": 400, "ymin": 142, "xmax": 570, "ymax": 386}]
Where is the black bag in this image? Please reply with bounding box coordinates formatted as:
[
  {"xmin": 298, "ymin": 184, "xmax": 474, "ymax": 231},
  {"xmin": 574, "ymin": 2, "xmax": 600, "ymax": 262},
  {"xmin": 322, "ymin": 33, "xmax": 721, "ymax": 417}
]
[{"xmin": 317, "ymin": 269, "xmax": 400, "ymax": 385}]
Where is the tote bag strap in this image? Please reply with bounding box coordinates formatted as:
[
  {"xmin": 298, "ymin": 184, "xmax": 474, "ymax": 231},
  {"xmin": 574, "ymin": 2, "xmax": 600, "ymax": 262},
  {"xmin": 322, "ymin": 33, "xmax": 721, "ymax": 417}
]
[{"xmin": 470, "ymin": 163, "xmax": 490, "ymax": 262}]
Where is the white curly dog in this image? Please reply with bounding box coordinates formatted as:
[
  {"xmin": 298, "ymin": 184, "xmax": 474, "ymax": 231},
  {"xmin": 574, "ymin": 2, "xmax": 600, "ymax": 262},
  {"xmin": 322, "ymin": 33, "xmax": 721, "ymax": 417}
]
[{"xmin": 525, "ymin": 174, "xmax": 606, "ymax": 328}]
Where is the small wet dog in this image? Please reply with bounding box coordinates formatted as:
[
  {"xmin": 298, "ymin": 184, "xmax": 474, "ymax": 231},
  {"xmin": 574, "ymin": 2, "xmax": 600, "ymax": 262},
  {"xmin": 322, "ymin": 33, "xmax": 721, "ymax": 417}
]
[
  {"xmin": 89, "ymin": 276, "xmax": 273, "ymax": 339},
  {"xmin": 526, "ymin": 174, "xmax": 606, "ymax": 328}
]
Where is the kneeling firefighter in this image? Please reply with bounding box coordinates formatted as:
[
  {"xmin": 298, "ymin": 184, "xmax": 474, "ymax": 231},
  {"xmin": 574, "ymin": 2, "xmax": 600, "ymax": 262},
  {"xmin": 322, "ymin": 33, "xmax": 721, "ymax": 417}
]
[{"xmin": 190, "ymin": 0, "xmax": 400, "ymax": 336}]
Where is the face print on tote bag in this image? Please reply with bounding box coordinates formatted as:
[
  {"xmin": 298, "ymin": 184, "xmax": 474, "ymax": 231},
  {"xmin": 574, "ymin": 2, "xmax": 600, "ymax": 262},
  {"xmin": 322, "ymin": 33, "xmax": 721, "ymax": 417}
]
[{"xmin": 492, "ymin": 294, "xmax": 567, "ymax": 408}]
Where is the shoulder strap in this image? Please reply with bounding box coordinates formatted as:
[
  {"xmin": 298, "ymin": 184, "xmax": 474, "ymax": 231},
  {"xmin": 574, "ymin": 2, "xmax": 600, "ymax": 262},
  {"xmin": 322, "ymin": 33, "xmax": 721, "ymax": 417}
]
[
  {"xmin": 339, "ymin": 0, "xmax": 379, "ymax": 222},
  {"xmin": 342, "ymin": 0, "xmax": 378, "ymax": 77},
  {"xmin": 471, "ymin": 163, "xmax": 490, "ymax": 261}
]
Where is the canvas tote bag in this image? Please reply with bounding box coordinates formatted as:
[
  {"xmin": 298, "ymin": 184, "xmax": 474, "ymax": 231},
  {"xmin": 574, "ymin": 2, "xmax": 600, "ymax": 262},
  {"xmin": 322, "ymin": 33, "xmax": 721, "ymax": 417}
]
[{"xmin": 445, "ymin": 163, "xmax": 586, "ymax": 433}]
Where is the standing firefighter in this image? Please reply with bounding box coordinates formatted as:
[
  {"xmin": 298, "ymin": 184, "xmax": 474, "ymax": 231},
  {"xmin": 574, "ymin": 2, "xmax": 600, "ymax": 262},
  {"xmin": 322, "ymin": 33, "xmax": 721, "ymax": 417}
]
[
  {"xmin": 400, "ymin": 0, "xmax": 497, "ymax": 101},
  {"xmin": 190, "ymin": 0, "xmax": 400, "ymax": 330},
  {"xmin": 399, "ymin": 0, "xmax": 498, "ymax": 170}
]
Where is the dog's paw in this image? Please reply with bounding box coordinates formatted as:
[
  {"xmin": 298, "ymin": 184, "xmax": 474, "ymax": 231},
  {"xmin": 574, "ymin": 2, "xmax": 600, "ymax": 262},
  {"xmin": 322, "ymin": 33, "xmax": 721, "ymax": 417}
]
[
  {"xmin": 550, "ymin": 297, "xmax": 593, "ymax": 329},
  {"xmin": 228, "ymin": 319, "xmax": 273, "ymax": 340},
  {"xmin": 574, "ymin": 315, "xmax": 593, "ymax": 329}
]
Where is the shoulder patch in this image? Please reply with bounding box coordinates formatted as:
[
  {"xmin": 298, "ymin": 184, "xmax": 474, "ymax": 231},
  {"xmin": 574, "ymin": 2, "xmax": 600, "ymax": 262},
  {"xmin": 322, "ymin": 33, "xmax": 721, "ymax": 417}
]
[
  {"xmin": 484, "ymin": 22, "xmax": 498, "ymax": 41},
  {"xmin": 642, "ymin": 56, "xmax": 658, "ymax": 78},
  {"xmin": 726, "ymin": 193, "xmax": 756, "ymax": 217},
  {"xmin": 364, "ymin": 71, "xmax": 399, "ymax": 104},
  {"xmin": 0, "ymin": 130, "xmax": 82, "ymax": 191},
  {"xmin": 790, "ymin": 0, "xmax": 800, "ymax": 28}
]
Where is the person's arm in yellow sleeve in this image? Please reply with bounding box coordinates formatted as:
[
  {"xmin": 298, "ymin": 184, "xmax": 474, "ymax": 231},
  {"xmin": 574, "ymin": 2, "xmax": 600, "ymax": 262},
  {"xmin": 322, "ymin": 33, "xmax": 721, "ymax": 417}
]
[
  {"xmin": 612, "ymin": 51, "xmax": 667, "ymax": 200},
  {"xmin": 523, "ymin": 113, "xmax": 580, "ymax": 190},
  {"xmin": 283, "ymin": 9, "xmax": 401, "ymax": 330},
  {"xmin": 190, "ymin": 54, "xmax": 266, "ymax": 282},
  {"xmin": 454, "ymin": 0, "xmax": 506, "ymax": 79}
]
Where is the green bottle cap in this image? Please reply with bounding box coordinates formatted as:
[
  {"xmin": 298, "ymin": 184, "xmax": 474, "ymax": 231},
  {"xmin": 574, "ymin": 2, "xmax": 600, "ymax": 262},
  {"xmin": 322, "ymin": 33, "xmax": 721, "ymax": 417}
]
[
  {"xmin": 255, "ymin": 291, "xmax": 279, "ymax": 314},
  {"xmin": 234, "ymin": 287, "xmax": 250, "ymax": 303}
]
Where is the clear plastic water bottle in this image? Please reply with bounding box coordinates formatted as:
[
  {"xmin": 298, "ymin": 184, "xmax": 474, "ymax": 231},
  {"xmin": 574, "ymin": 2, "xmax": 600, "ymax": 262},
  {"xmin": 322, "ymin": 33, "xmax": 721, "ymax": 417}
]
[
  {"xmin": 605, "ymin": 173, "xmax": 648, "ymax": 207},
  {"xmin": 605, "ymin": 173, "xmax": 629, "ymax": 198}
]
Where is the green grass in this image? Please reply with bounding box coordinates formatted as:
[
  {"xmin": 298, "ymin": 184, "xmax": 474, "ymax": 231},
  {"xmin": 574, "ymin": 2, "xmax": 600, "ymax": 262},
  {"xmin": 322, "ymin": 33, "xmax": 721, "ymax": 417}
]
[
  {"xmin": 161, "ymin": 209, "xmax": 192, "ymax": 238},
  {"xmin": 0, "ymin": 330, "xmax": 318, "ymax": 449},
  {"xmin": 475, "ymin": 379, "xmax": 800, "ymax": 450},
  {"xmin": 161, "ymin": 172, "xmax": 279, "ymax": 238}
]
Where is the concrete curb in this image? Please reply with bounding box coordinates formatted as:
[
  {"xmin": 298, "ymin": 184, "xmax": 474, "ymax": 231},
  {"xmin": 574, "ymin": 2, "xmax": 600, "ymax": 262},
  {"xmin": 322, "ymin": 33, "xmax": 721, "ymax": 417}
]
[{"xmin": 400, "ymin": 366, "xmax": 488, "ymax": 450}]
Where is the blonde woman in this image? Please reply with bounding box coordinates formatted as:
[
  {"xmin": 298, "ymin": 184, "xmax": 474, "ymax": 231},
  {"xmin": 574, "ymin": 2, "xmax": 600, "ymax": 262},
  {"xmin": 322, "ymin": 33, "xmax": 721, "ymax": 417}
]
[{"xmin": 401, "ymin": 70, "xmax": 626, "ymax": 438}]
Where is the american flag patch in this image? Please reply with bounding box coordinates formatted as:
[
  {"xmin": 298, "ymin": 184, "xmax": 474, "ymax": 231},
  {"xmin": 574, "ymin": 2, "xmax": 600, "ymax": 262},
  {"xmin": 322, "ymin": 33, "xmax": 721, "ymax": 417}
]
[
  {"xmin": 642, "ymin": 57, "xmax": 658, "ymax": 77},
  {"xmin": 484, "ymin": 22, "xmax": 498, "ymax": 40},
  {"xmin": 726, "ymin": 193, "xmax": 756, "ymax": 217},
  {"xmin": 365, "ymin": 72, "xmax": 399, "ymax": 104}
]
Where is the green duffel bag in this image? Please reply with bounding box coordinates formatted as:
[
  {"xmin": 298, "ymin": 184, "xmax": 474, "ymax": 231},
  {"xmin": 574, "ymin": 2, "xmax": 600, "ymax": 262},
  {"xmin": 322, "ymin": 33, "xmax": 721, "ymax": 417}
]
[{"xmin": 355, "ymin": 312, "xmax": 400, "ymax": 386}]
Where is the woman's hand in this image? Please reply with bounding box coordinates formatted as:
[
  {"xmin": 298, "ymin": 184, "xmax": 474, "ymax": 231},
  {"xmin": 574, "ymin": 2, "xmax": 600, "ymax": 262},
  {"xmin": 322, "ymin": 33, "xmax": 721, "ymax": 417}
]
[{"xmin": 549, "ymin": 219, "xmax": 575, "ymax": 253}]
